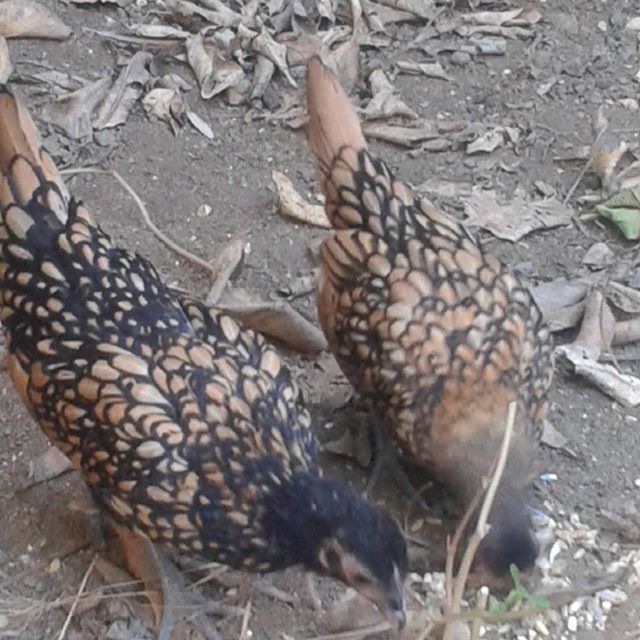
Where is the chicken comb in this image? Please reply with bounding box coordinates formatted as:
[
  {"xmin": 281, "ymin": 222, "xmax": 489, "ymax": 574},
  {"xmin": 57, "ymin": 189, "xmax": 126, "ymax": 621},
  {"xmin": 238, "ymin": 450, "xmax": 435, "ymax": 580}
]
[
  {"xmin": 0, "ymin": 84, "xmax": 70, "ymax": 214},
  {"xmin": 306, "ymin": 57, "xmax": 367, "ymax": 180}
]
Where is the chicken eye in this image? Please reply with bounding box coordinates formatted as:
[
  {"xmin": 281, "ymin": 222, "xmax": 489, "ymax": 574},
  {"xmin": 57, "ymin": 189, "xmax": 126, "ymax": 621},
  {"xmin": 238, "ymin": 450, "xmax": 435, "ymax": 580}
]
[{"xmin": 354, "ymin": 573, "xmax": 371, "ymax": 585}]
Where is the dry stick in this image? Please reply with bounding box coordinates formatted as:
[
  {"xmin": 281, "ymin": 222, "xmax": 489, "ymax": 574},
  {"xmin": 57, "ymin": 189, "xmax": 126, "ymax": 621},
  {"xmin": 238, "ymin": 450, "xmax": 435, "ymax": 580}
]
[
  {"xmin": 563, "ymin": 157, "xmax": 592, "ymax": 205},
  {"xmin": 440, "ymin": 401, "xmax": 518, "ymax": 640},
  {"xmin": 59, "ymin": 168, "xmax": 216, "ymax": 277},
  {"xmin": 238, "ymin": 598, "xmax": 252, "ymax": 640},
  {"xmin": 444, "ymin": 481, "xmax": 486, "ymax": 610},
  {"xmin": 303, "ymin": 621, "xmax": 392, "ymax": 640},
  {"xmin": 56, "ymin": 556, "xmax": 96, "ymax": 640}
]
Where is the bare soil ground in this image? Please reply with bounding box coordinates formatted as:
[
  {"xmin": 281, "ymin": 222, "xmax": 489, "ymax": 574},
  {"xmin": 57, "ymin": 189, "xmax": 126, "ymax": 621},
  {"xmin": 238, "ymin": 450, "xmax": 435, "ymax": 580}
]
[{"xmin": 1, "ymin": 1, "xmax": 639, "ymax": 639}]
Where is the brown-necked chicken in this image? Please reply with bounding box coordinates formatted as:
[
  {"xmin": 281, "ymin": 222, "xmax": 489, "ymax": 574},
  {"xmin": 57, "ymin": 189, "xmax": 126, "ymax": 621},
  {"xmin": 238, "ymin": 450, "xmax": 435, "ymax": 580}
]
[{"xmin": 305, "ymin": 57, "xmax": 554, "ymax": 575}]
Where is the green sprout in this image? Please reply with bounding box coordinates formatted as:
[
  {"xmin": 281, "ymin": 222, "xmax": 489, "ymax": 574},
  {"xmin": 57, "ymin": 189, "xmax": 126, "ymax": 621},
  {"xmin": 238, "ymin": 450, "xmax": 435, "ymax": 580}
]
[{"xmin": 488, "ymin": 565, "xmax": 549, "ymax": 613}]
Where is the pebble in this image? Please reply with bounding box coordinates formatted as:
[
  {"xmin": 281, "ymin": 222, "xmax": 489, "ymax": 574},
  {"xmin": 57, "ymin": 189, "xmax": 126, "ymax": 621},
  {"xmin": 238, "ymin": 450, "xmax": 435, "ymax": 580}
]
[
  {"xmin": 451, "ymin": 51, "xmax": 472, "ymax": 66},
  {"xmin": 567, "ymin": 616, "xmax": 578, "ymax": 632},
  {"xmin": 598, "ymin": 588, "xmax": 628, "ymax": 605},
  {"xmin": 535, "ymin": 620, "xmax": 550, "ymax": 636}
]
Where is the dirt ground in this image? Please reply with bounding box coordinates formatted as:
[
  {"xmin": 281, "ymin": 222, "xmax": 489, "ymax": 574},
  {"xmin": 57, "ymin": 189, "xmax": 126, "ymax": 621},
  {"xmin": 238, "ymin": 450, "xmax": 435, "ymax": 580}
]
[{"xmin": 1, "ymin": 1, "xmax": 640, "ymax": 639}]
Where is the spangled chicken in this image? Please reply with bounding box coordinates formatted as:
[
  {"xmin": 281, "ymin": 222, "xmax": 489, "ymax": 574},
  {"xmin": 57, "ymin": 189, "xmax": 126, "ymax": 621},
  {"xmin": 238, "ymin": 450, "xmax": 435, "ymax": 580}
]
[
  {"xmin": 305, "ymin": 57, "xmax": 554, "ymax": 574},
  {"xmin": 0, "ymin": 84, "xmax": 407, "ymax": 629}
]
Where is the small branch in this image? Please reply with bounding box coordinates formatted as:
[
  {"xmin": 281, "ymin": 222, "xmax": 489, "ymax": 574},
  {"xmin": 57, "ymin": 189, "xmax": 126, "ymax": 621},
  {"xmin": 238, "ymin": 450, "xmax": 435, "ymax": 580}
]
[
  {"xmin": 60, "ymin": 168, "xmax": 216, "ymax": 277},
  {"xmin": 303, "ymin": 622, "xmax": 392, "ymax": 640},
  {"xmin": 56, "ymin": 556, "xmax": 96, "ymax": 640},
  {"xmin": 238, "ymin": 598, "xmax": 252, "ymax": 640},
  {"xmin": 563, "ymin": 158, "xmax": 591, "ymax": 205},
  {"xmin": 438, "ymin": 401, "xmax": 518, "ymax": 640}
]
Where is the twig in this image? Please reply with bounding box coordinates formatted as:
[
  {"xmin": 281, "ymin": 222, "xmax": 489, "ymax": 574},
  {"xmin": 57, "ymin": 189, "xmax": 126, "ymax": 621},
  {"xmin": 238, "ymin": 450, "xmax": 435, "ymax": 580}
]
[
  {"xmin": 56, "ymin": 556, "xmax": 96, "ymax": 640},
  {"xmin": 59, "ymin": 168, "xmax": 216, "ymax": 277},
  {"xmin": 238, "ymin": 598, "xmax": 252, "ymax": 640},
  {"xmin": 563, "ymin": 158, "xmax": 591, "ymax": 205},
  {"xmin": 444, "ymin": 481, "xmax": 486, "ymax": 609},
  {"xmin": 303, "ymin": 621, "xmax": 392, "ymax": 640},
  {"xmin": 438, "ymin": 401, "xmax": 517, "ymax": 640},
  {"xmin": 452, "ymin": 402, "xmax": 518, "ymax": 609}
]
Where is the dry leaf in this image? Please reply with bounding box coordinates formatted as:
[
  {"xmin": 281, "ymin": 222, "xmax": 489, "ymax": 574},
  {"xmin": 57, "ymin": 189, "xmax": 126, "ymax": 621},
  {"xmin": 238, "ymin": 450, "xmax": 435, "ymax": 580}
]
[
  {"xmin": 467, "ymin": 128, "xmax": 505, "ymax": 154},
  {"xmin": 317, "ymin": 0, "xmax": 336, "ymax": 22},
  {"xmin": 129, "ymin": 23, "xmax": 190, "ymax": 39},
  {"xmin": 142, "ymin": 87, "xmax": 185, "ymax": 134},
  {"xmin": 395, "ymin": 59, "xmax": 453, "ymax": 81},
  {"xmin": 323, "ymin": 30, "xmax": 360, "ymax": 91},
  {"xmin": 540, "ymin": 420, "xmax": 577, "ymax": 458},
  {"xmin": 186, "ymin": 110, "xmax": 214, "ymax": 140},
  {"xmin": 272, "ymin": 171, "xmax": 329, "ymax": 228},
  {"xmin": 281, "ymin": 32, "xmax": 323, "ymax": 67},
  {"xmin": 362, "ymin": 121, "xmax": 440, "ymax": 146},
  {"xmin": 166, "ymin": 0, "xmax": 243, "ymax": 27},
  {"xmin": 362, "ymin": 69, "xmax": 417, "ymax": 120},
  {"xmin": 462, "ymin": 5, "xmax": 542, "ymax": 27},
  {"xmin": 530, "ymin": 278, "xmax": 589, "ymax": 332},
  {"xmin": 0, "ymin": 35, "xmax": 11, "ymax": 82},
  {"xmin": 252, "ymin": 26, "xmax": 297, "ymax": 87},
  {"xmin": 206, "ymin": 238, "xmax": 246, "ymax": 304},
  {"xmin": 0, "ymin": 1, "xmax": 71, "ymax": 39},
  {"xmin": 220, "ymin": 297, "xmax": 328, "ymax": 353},
  {"xmin": 462, "ymin": 186, "xmax": 573, "ymax": 241},
  {"xmin": 376, "ymin": 0, "xmax": 434, "ymax": 20},
  {"xmin": 249, "ymin": 54, "xmax": 275, "ymax": 101},
  {"xmin": 582, "ymin": 242, "xmax": 614, "ymax": 269},
  {"xmin": 363, "ymin": 0, "xmax": 417, "ymax": 26},
  {"xmin": 28, "ymin": 447, "xmax": 73, "ymax": 485},
  {"xmin": 41, "ymin": 77, "xmax": 112, "ymax": 139},
  {"xmin": 607, "ymin": 281, "xmax": 640, "ymax": 315},
  {"xmin": 573, "ymin": 289, "xmax": 615, "ymax": 360},
  {"xmin": 94, "ymin": 51, "xmax": 152, "ymax": 130},
  {"xmin": 186, "ymin": 32, "xmax": 244, "ymax": 99}
]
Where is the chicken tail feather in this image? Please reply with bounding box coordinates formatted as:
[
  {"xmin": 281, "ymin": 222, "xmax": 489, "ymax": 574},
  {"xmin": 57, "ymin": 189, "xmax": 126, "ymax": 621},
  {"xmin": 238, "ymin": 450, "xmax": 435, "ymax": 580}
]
[
  {"xmin": 306, "ymin": 57, "xmax": 367, "ymax": 192},
  {"xmin": 0, "ymin": 84, "xmax": 70, "ymax": 227}
]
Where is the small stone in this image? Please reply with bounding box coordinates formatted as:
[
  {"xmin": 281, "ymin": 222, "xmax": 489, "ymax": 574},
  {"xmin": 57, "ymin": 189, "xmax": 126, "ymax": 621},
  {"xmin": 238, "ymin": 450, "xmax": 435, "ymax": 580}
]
[
  {"xmin": 634, "ymin": 478, "xmax": 640, "ymax": 488},
  {"xmin": 567, "ymin": 616, "xmax": 578, "ymax": 632},
  {"xmin": 597, "ymin": 20, "xmax": 607, "ymax": 32},
  {"xmin": 569, "ymin": 599, "xmax": 584, "ymax": 614},
  {"xmin": 451, "ymin": 51, "xmax": 472, "ymax": 66},
  {"xmin": 619, "ymin": 98, "xmax": 639, "ymax": 111},
  {"xmin": 196, "ymin": 204, "xmax": 212, "ymax": 218},
  {"xmin": 46, "ymin": 558, "xmax": 61, "ymax": 573},
  {"xmin": 598, "ymin": 588, "xmax": 628, "ymax": 605},
  {"xmin": 535, "ymin": 620, "xmax": 550, "ymax": 636}
]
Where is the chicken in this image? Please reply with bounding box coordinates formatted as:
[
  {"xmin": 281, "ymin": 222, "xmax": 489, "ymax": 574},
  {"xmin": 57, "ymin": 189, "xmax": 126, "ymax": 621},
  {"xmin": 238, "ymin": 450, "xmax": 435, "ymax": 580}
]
[
  {"xmin": 305, "ymin": 58, "xmax": 554, "ymax": 575},
  {"xmin": 0, "ymin": 84, "xmax": 407, "ymax": 629}
]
